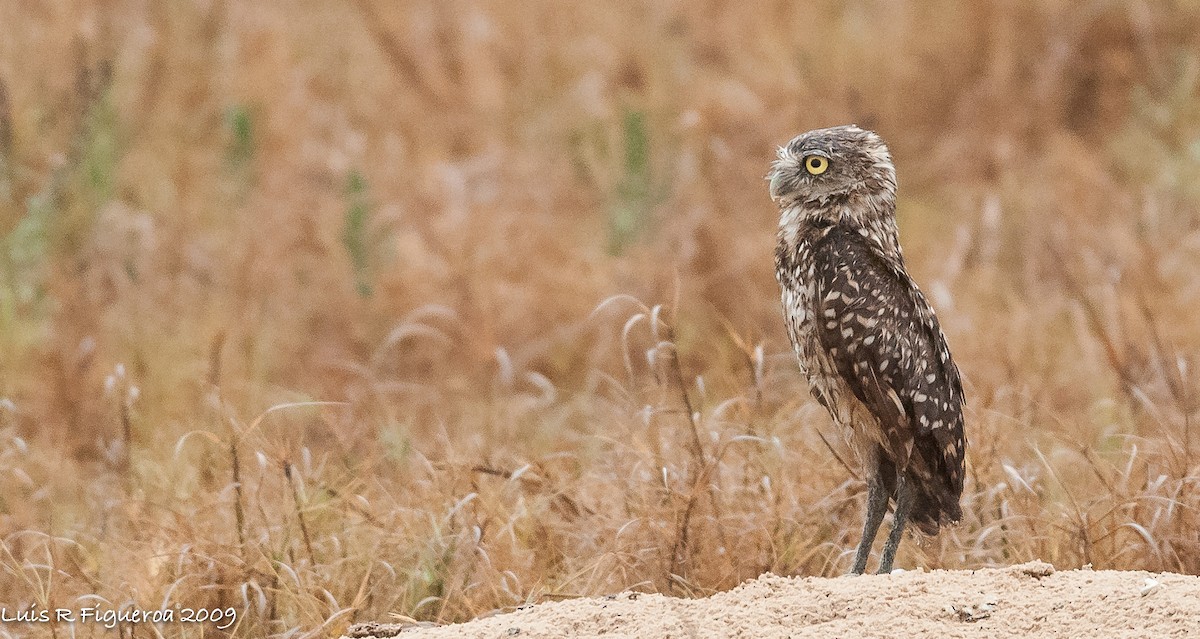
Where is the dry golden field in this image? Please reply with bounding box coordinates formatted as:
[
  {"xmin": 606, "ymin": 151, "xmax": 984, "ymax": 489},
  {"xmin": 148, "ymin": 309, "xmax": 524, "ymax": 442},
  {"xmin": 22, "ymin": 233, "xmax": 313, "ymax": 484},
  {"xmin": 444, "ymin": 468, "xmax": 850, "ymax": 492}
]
[{"xmin": 1, "ymin": 1, "xmax": 1200, "ymax": 636}]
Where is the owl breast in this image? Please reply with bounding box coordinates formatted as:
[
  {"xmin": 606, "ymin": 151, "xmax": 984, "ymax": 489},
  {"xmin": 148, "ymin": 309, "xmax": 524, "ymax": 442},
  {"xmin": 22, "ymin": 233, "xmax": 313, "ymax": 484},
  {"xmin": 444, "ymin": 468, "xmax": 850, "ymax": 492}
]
[{"xmin": 776, "ymin": 230, "xmax": 866, "ymax": 450}]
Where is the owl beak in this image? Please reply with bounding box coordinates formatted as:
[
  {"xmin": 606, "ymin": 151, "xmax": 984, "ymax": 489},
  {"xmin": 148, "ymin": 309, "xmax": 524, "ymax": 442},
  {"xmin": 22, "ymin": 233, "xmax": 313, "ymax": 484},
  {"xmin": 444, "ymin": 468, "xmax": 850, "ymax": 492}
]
[{"xmin": 768, "ymin": 169, "xmax": 788, "ymax": 202}]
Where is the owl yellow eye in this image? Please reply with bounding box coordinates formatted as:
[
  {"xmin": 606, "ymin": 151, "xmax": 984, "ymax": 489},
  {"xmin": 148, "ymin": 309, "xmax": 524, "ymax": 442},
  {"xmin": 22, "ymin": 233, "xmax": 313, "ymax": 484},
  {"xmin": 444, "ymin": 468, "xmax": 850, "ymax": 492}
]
[{"xmin": 804, "ymin": 155, "xmax": 829, "ymax": 175}]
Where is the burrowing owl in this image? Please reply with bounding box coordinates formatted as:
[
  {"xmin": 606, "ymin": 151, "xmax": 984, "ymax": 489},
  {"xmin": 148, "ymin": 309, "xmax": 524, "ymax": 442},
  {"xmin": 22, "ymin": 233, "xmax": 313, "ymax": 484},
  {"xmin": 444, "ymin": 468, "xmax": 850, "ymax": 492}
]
[{"xmin": 768, "ymin": 125, "xmax": 965, "ymax": 575}]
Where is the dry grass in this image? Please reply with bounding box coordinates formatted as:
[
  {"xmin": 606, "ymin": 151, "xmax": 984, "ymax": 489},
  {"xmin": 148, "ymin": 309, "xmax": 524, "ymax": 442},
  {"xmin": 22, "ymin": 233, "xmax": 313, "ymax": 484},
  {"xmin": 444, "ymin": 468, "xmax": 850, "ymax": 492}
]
[{"xmin": 1, "ymin": 0, "xmax": 1200, "ymax": 636}]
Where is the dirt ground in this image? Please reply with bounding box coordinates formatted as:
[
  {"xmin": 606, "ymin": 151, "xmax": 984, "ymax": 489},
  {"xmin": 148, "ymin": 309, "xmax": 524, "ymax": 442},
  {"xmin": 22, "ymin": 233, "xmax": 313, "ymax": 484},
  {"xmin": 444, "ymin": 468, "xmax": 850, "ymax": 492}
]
[{"xmin": 343, "ymin": 562, "xmax": 1200, "ymax": 639}]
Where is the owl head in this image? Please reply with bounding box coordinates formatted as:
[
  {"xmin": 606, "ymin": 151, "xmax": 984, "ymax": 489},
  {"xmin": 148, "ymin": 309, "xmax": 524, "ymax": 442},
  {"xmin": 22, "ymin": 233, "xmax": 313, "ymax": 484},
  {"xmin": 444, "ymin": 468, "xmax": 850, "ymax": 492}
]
[{"xmin": 768, "ymin": 125, "xmax": 896, "ymax": 208}]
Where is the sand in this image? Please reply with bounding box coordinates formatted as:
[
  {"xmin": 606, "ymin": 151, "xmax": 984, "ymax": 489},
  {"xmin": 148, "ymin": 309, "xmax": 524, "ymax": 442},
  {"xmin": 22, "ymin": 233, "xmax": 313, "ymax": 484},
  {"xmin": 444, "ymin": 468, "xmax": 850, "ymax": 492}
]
[{"xmin": 343, "ymin": 562, "xmax": 1200, "ymax": 639}]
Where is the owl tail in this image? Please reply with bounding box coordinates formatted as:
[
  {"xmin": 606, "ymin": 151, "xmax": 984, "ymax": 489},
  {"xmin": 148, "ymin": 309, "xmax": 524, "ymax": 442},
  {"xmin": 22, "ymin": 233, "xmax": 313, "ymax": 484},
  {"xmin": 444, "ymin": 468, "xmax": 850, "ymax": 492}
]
[
  {"xmin": 908, "ymin": 481, "xmax": 961, "ymax": 536},
  {"xmin": 903, "ymin": 429, "xmax": 964, "ymax": 535}
]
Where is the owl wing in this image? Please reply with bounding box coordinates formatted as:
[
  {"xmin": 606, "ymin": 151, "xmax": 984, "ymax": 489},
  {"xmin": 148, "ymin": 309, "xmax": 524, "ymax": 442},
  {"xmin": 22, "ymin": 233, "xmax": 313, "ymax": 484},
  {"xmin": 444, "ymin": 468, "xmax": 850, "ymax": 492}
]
[{"xmin": 811, "ymin": 225, "xmax": 965, "ymax": 493}]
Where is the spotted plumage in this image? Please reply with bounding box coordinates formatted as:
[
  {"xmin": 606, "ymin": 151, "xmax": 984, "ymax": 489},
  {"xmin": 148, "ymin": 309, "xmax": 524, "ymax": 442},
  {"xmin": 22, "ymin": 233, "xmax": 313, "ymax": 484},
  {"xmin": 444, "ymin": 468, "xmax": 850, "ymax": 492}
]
[{"xmin": 769, "ymin": 125, "xmax": 965, "ymax": 575}]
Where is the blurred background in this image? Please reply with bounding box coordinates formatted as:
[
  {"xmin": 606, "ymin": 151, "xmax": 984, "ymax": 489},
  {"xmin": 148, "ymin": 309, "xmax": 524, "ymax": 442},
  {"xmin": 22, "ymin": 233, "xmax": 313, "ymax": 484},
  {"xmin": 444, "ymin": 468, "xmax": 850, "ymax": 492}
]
[{"xmin": 1, "ymin": 0, "xmax": 1200, "ymax": 636}]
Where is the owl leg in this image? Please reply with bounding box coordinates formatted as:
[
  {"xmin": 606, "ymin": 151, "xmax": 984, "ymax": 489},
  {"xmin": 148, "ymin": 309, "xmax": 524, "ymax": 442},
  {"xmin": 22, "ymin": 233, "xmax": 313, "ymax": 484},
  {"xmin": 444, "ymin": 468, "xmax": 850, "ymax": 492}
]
[
  {"xmin": 850, "ymin": 472, "xmax": 888, "ymax": 574},
  {"xmin": 877, "ymin": 473, "xmax": 915, "ymax": 574}
]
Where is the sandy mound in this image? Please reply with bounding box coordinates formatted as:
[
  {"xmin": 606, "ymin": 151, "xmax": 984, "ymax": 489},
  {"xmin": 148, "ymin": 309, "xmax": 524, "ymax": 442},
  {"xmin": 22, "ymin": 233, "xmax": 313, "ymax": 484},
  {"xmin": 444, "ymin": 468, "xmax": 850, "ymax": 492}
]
[{"xmin": 343, "ymin": 562, "xmax": 1200, "ymax": 639}]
